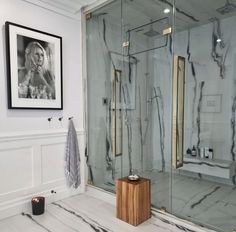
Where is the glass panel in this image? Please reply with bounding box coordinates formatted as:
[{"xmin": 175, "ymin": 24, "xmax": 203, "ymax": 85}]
[
  {"xmin": 86, "ymin": 0, "xmax": 236, "ymax": 231},
  {"xmin": 86, "ymin": 0, "xmax": 123, "ymax": 192},
  {"xmin": 172, "ymin": 1, "xmax": 236, "ymax": 231},
  {"xmin": 122, "ymin": 0, "xmax": 174, "ymax": 211},
  {"xmin": 86, "ymin": 0, "xmax": 175, "ymax": 210}
]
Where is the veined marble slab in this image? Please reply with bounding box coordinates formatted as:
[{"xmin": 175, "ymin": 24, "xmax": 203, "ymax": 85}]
[
  {"xmin": 181, "ymin": 155, "xmax": 235, "ymax": 179},
  {"xmin": 133, "ymin": 170, "xmax": 236, "ymax": 232},
  {"xmin": 0, "ymin": 192, "xmax": 216, "ymax": 232}
]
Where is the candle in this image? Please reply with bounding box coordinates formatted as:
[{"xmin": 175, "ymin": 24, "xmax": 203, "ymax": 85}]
[{"xmin": 31, "ymin": 196, "xmax": 45, "ymax": 215}]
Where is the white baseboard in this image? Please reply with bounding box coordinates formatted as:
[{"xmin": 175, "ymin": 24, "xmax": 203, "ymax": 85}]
[
  {"xmin": 0, "ymin": 185, "xmax": 85, "ymax": 220},
  {"xmin": 86, "ymin": 185, "xmax": 116, "ymax": 205},
  {"xmin": 0, "ymin": 129, "xmax": 86, "ymax": 220}
]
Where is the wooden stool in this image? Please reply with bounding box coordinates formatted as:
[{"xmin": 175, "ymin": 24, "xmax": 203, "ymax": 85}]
[{"xmin": 116, "ymin": 176, "xmax": 151, "ymax": 226}]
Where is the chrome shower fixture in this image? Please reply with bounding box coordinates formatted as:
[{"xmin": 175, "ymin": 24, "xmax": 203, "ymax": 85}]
[
  {"xmin": 147, "ymin": 95, "xmax": 160, "ymax": 103},
  {"xmin": 143, "ymin": 20, "xmax": 160, "ymax": 37}
]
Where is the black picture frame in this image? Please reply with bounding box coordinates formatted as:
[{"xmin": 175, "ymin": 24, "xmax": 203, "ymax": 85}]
[{"xmin": 5, "ymin": 21, "xmax": 63, "ymax": 110}]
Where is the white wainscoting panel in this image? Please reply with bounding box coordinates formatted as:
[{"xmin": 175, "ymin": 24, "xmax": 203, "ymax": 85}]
[
  {"xmin": 0, "ymin": 146, "xmax": 33, "ymax": 195},
  {"xmin": 0, "ymin": 129, "xmax": 85, "ymax": 220},
  {"xmin": 41, "ymin": 142, "xmax": 65, "ymax": 185}
]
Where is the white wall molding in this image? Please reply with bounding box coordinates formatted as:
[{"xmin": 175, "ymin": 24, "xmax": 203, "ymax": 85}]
[
  {"xmin": 86, "ymin": 185, "xmax": 116, "ymax": 205},
  {"xmin": 82, "ymin": 0, "xmax": 113, "ymax": 14},
  {"xmin": 0, "ymin": 129, "xmax": 85, "ymax": 143},
  {"xmin": 0, "ymin": 129, "xmax": 86, "ymax": 220},
  {"xmin": 20, "ymin": 0, "xmax": 102, "ymax": 20},
  {"xmin": 0, "ymin": 185, "xmax": 83, "ymax": 220},
  {"xmin": 20, "ymin": 0, "xmax": 82, "ymax": 20},
  {"xmin": 0, "ymin": 0, "xmax": 86, "ymax": 221}
]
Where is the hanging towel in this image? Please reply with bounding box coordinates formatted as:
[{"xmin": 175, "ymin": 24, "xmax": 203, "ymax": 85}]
[{"xmin": 65, "ymin": 119, "xmax": 81, "ymax": 189}]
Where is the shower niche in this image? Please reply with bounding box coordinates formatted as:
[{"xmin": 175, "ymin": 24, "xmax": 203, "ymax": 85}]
[{"xmin": 172, "ymin": 55, "xmax": 236, "ymax": 179}]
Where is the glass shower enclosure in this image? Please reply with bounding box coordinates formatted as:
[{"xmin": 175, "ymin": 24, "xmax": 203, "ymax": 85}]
[{"xmin": 85, "ymin": 1, "xmax": 236, "ymax": 231}]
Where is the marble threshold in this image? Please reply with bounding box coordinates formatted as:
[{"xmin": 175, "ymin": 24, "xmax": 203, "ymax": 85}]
[{"xmin": 0, "ymin": 185, "xmax": 217, "ymax": 232}]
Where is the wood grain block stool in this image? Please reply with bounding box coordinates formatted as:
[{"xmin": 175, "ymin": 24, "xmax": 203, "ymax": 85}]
[{"xmin": 116, "ymin": 176, "xmax": 151, "ymax": 226}]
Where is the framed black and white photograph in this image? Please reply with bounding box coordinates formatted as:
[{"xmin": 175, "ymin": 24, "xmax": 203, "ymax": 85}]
[{"xmin": 5, "ymin": 21, "xmax": 63, "ymax": 109}]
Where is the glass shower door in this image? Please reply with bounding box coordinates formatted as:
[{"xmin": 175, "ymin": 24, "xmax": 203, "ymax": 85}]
[
  {"xmin": 171, "ymin": 1, "xmax": 236, "ymax": 231},
  {"xmin": 121, "ymin": 0, "xmax": 174, "ymax": 212},
  {"xmin": 86, "ymin": 0, "xmax": 236, "ymax": 231},
  {"xmin": 86, "ymin": 0, "xmax": 123, "ymax": 192}
]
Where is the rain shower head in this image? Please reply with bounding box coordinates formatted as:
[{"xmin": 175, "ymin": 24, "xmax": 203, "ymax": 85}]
[
  {"xmin": 143, "ymin": 29, "xmax": 160, "ymax": 37},
  {"xmin": 216, "ymin": 0, "xmax": 236, "ymax": 15},
  {"xmin": 143, "ymin": 20, "xmax": 160, "ymax": 37}
]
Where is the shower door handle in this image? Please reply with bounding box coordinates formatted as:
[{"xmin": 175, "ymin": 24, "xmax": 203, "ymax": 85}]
[
  {"xmin": 111, "ymin": 69, "xmax": 122, "ymax": 157},
  {"xmin": 172, "ymin": 56, "xmax": 185, "ymax": 169}
]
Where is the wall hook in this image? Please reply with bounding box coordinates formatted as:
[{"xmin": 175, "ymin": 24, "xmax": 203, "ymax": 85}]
[
  {"xmin": 47, "ymin": 117, "xmax": 52, "ymax": 122},
  {"xmin": 68, "ymin": 117, "xmax": 73, "ymax": 120},
  {"xmin": 58, "ymin": 117, "xmax": 63, "ymax": 121}
]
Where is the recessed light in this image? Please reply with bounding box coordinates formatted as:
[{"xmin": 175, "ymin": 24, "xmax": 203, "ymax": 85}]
[
  {"xmin": 164, "ymin": 8, "xmax": 170, "ymax": 14},
  {"xmin": 216, "ymin": 38, "xmax": 222, "ymax": 43}
]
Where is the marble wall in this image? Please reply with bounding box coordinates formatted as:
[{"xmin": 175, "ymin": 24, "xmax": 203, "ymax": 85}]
[
  {"xmin": 86, "ymin": 6, "xmax": 236, "ymax": 189},
  {"xmin": 86, "ymin": 11, "xmax": 162, "ymax": 188},
  {"xmin": 150, "ymin": 14, "xmax": 236, "ymax": 172},
  {"xmin": 174, "ymin": 15, "xmax": 236, "ymax": 163}
]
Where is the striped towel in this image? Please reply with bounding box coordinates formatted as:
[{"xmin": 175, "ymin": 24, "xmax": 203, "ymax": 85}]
[{"xmin": 65, "ymin": 119, "xmax": 81, "ymax": 189}]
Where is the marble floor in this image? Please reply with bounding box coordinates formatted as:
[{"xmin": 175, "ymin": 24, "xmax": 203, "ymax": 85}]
[
  {"xmin": 0, "ymin": 192, "xmax": 215, "ymax": 232},
  {"xmin": 147, "ymin": 171, "xmax": 236, "ymax": 232},
  {"xmin": 97, "ymin": 171, "xmax": 236, "ymax": 232}
]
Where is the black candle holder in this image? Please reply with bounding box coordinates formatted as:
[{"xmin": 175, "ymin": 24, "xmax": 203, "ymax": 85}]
[{"xmin": 31, "ymin": 196, "xmax": 45, "ymax": 215}]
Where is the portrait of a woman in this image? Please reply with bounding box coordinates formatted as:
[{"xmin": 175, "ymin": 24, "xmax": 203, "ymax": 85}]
[{"xmin": 18, "ymin": 41, "xmax": 55, "ymax": 99}]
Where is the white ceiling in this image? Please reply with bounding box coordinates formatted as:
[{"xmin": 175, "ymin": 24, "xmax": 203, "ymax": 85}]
[
  {"xmin": 94, "ymin": 0, "xmax": 236, "ymax": 32},
  {"xmin": 21, "ymin": 0, "xmax": 100, "ymax": 19},
  {"xmin": 20, "ymin": 0, "xmax": 236, "ymax": 26}
]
